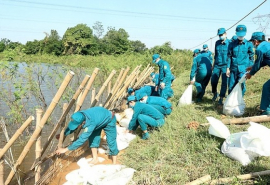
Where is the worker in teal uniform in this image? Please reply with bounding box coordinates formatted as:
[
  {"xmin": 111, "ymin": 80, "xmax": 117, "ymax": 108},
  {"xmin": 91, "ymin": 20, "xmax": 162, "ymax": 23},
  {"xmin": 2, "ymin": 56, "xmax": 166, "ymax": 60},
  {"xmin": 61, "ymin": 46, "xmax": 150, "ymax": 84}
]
[
  {"xmin": 152, "ymin": 54, "xmax": 174, "ymax": 100},
  {"xmin": 55, "ymin": 107, "xmax": 118, "ymax": 164},
  {"xmin": 127, "ymin": 85, "xmax": 156, "ymax": 97},
  {"xmin": 230, "ymin": 35, "xmax": 238, "ymax": 42},
  {"xmin": 202, "ymin": 44, "xmax": 213, "ymax": 62},
  {"xmin": 150, "ymin": 72, "xmax": 175, "ymax": 87},
  {"xmin": 211, "ymin": 28, "xmax": 230, "ymax": 105},
  {"xmin": 190, "ymin": 48, "xmax": 213, "ymax": 102},
  {"xmin": 226, "ymin": 25, "xmax": 254, "ymax": 96},
  {"xmin": 137, "ymin": 92, "xmax": 172, "ymax": 115},
  {"xmin": 126, "ymin": 95, "xmax": 165, "ymax": 140},
  {"xmin": 246, "ymin": 32, "xmax": 270, "ymax": 115}
]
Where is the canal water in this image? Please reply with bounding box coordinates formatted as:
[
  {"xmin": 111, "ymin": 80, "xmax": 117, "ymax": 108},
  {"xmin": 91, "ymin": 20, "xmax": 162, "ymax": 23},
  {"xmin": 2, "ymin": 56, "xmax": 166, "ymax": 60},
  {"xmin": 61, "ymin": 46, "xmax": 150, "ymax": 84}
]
[{"xmin": 0, "ymin": 62, "xmax": 109, "ymax": 184}]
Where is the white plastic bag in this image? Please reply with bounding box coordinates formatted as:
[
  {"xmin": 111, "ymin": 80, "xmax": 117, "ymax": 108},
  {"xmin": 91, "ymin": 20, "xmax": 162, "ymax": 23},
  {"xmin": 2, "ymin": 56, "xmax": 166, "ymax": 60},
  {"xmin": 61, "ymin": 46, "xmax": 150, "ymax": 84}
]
[
  {"xmin": 221, "ymin": 132, "xmax": 258, "ymax": 166},
  {"xmin": 178, "ymin": 85, "xmax": 193, "ymax": 105},
  {"xmin": 223, "ymin": 74, "xmax": 246, "ymax": 116},
  {"xmin": 207, "ymin": 117, "xmax": 230, "ymax": 139}
]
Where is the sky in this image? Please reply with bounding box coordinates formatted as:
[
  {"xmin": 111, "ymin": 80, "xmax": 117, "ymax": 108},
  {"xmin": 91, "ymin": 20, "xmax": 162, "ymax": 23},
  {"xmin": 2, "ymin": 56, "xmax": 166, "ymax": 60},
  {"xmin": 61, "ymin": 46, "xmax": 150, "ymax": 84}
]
[{"xmin": 0, "ymin": 0, "xmax": 270, "ymax": 51}]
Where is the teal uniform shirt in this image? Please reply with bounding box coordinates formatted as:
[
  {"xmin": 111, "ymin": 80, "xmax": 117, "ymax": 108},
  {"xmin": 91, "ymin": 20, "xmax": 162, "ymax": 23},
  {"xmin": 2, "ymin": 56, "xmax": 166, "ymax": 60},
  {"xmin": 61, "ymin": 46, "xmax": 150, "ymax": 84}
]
[
  {"xmin": 128, "ymin": 102, "xmax": 164, "ymax": 131},
  {"xmin": 249, "ymin": 41, "xmax": 270, "ymax": 112},
  {"xmin": 146, "ymin": 96, "xmax": 172, "ymax": 109},
  {"xmin": 135, "ymin": 85, "xmax": 153, "ymax": 97},
  {"xmin": 157, "ymin": 59, "xmax": 172, "ymax": 87},
  {"xmin": 67, "ymin": 107, "xmax": 115, "ymax": 151},
  {"xmin": 190, "ymin": 53, "xmax": 213, "ymax": 81}
]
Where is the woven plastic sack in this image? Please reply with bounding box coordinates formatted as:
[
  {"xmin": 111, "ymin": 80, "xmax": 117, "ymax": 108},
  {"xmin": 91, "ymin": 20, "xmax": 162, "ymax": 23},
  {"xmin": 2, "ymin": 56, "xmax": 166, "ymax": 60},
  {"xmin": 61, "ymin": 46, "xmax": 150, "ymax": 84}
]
[
  {"xmin": 178, "ymin": 85, "xmax": 193, "ymax": 106},
  {"xmin": 223, "ymin": 74, "xmax": 246, "ymax": 116},
  {"xmin": 207, "ymin": 117, "xmax": 230, "ymax": 139}
]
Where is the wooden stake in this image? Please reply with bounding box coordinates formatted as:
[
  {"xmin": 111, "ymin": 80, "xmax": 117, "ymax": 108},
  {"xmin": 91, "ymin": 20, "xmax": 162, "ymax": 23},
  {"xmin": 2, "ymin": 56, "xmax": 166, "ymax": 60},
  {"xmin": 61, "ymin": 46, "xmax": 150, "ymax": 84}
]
[
  {"xmin": 201, "ymin": 115, "xmax": 270, "ymax": 126},
  {"xmin": 91, "ymin": 88, "xmax": 95, "ymax": 104},
  {"xmin": 210, "ymin": 170, "xmax": 270, "ymax": 184},
  {"xmin": 185, "ymin": 175, "xmax": 211, "ymax": 185},
  {"xmin": 35, "ymin": 109, "xmax": 43, "ymax": 184},
  {"xmin": 57, "ymin": 103, "xmax": 68, "ymax": 148},
  {"xmin": 0, "ymin": 116, "xmax": 34, "ymax": 159},
  {"xmin": 5, "ymin": 70, "xmax": 74, "ymax": 185},
  {"xmin": 75, "ymin": 68, "xmax": 99, "ymax": 112},
  {"xmin": 91, "ymin": 70, "xmax": 116, "ymax": 107},
  {"xmin": 0, "ymin": 152, "xmax": 4, "ymax": 185},
  {"xmin": 39, "ymin": 74, "xmax": 89, "ymax": 158}
]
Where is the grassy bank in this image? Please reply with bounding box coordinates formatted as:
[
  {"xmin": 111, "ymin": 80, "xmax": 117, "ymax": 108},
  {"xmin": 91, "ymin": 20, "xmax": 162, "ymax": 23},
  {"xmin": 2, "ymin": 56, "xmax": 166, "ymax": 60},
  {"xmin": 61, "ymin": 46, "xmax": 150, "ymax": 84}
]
[{"xmin": 121, "ymin": 67, "xmax": 270, "ymax": 184}]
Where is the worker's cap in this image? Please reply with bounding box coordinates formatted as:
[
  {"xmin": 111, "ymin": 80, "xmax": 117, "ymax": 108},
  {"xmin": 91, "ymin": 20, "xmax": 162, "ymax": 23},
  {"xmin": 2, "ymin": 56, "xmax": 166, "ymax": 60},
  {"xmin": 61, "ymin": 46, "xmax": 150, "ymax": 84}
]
[
  {"xmin": 217, "ymin": 28, "xmax": 226, "ymax": 35},
  {"xmin": 231, "ymin": 35, "xmax": 238, "ymax": 41},
  {"xmin": 236, "ymin": 25, "xmax": 247, "ymax": 37},
  {"xmin": 127, "ymin": 88, "xmax": 134, "ymax": 95},
  {"xmin": 203, "ymin": 44, "xmax": 208, "ymax": 49},
  {"xmin": 193, "ymin": 49, "xmax": 200, "ymax": 54},
  {"xmin": 249, "ymin": 32, "xmax": 265, "ymax": 41},
  {"xmin": 152, "ymin": 54, "xmax": 160, "ymax": 63},
  {"xmin": 67, "ymin": 112, "xmax": 86, "ymax": 131},
  {"xmin": 136, "ymin": 92, "xmax": 147, "ymax": 101},
  {"xmin": 150, "ymin": 72, "xmax": 155, "ymax": 77},
  {"xmin": 126, "ymin": 95, "xmax": 136, "ymax": 104}
]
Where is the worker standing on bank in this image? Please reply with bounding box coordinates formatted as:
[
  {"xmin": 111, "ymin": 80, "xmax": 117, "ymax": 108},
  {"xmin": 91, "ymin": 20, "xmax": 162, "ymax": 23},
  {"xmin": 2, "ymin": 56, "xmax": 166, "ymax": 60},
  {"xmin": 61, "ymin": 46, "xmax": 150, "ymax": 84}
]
[
  {"xmin": 126, "ymin": 95, "xmax": 165, "ymax": 140},
  {"xmin": 211, "ymin": 28, "xmax": 230, "ymax": 105},
  {"xmin": 190, "ymin": 48, "xmax": 213, "ymax": 102},
  {"xmin": 55, "ymin": 107, "xmax": 118, "ymax": 164},
  {"xmin": 202, "ymin": 44, "xmax": 213, "ymax": 62},
  {"xmin": 152, "ymin": 54, "xmax": 174, "ymax": 100},
  {"xmin": 226, "ymin": 25, "xmax": 254, "ymax": 96},
  {"xmin": 246, "ymin": 32, "xmax": 270, "ymax": 115}
]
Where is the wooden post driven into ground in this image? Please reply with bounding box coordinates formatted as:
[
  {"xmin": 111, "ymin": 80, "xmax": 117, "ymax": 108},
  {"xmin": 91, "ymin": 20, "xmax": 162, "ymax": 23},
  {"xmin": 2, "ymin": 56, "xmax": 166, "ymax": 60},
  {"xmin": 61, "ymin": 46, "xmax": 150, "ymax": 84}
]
[
  {"xmin": 39, "ymin": 74, "xmax": 90, "ymax": 159},
  {"xmin": 91, "ymin": 70, "xmax": 116, "ymax": 107},
  {"xmin": 0, "ymin": 157, "xmax": 3, "ymax": 185},
  {"xmin": 75, "ymin": 68, "xmax": 99, "ymax": 112},
  {"xmin": 5, "ymin": 71, "xmax": 74, "ymax": 185},
  {"xmin": 35, "ymin": 109, "xmax": 43, "ymax": 183}
]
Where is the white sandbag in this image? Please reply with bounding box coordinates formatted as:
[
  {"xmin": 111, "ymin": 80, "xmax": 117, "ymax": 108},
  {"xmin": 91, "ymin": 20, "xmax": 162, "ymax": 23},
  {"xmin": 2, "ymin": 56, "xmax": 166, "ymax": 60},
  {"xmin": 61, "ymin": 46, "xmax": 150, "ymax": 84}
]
[
  {"xmin": 240, "ymin": 122, "xmax": 270, "ymax": 156},
  {"xmin": 119, "ymin": 118, "xmax": 131, "ymax": 129},
  {"xmin": 115, "ymin": 113, "xmax": 123, "ymax": 122},
  {"xmin": 178, "ymin": 85, "xmax": 193, "ymax": 106},
  {"xmin": 221, "ymin": 132, "xmax": 259, "ymax": 166},
  {"xmin": 101, "ymin": 168, "xmax": 136, "ymax": 185},
  {"xmin": 65, "ymin": 169, "xmax": 84, "ymax": 184},
  {"xmin": 223, "ymin": 74, "xmax": 246, "ymax": 116},
  {"xmin": 124, "ymin": 108, "xmax": 134, "ymax": 119},
  {"xmin": 206, "ymin": 117, "xmax": 230, "ymax": 139}
]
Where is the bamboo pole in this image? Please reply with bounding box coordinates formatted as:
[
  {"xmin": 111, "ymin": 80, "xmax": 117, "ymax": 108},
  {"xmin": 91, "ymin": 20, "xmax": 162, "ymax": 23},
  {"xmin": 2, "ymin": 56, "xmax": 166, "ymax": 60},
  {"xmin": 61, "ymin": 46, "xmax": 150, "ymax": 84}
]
[
  {"xmin": 0, "ymin": 158, "xmax": 3, "ymax": 185},
  {"xmin": 39, "ymin": 74, "xmax": 90, "ymax": 158},
  {"xmin": 210, "ymin": 170, "xmax": 270, "ymax": 184},
  {"xmin": 35, "ymin": 109, "xmax": 43, "ymax": 184},
  {"xmin": 91, "ymin": 88, "xmax": 95, "ymax": 104},
  {"xmin": 111, "ymin": 68, "xmax": 124, "ymax": 94},
  {"xmin": 108, "ymin": 81, "xmax": 111, "ymax": 96},
  {"xmin": 185, "ymin": 175, "xmax": 211, "ymax": 185},
  {"xmin": 104, "ymin": 67, "xmax": 129, "ymax": 108},
  {"xmin": 201, "ymin": 115, "xmax": 270, "ymax": 126},
  {"xmin": 5, "ymin": 70, "xmax": 74, "ymax": 185},
  {"xmin": 91, "ymin": 70, "xmax": 116, "ymax": 107},
  {"xmin": 75, "ymin": 68, "xmax": 99, "ymax": 112},
  {"xmin": 0, "ymin": 116, "xmax": 34, "ymax": 159},
  {"xmin": 57, "ymin": 103, "xmax": 68, "ymax": 148}
]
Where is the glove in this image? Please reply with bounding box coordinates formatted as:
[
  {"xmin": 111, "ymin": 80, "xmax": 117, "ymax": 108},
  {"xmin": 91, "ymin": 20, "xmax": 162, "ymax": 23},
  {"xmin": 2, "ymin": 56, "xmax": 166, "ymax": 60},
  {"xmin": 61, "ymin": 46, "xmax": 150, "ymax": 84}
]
[{"xmin": 160, "ymin": 82, "xmax": 165, "ymax": 89}]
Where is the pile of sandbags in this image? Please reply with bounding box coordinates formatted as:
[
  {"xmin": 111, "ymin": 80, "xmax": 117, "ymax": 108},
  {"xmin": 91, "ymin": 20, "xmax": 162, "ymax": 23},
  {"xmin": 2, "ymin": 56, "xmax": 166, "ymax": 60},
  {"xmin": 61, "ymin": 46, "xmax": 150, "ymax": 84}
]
[
  {"xmin": 64, "ymin": 157, "xmax": 136, "ymax": 185},
  {"xmin": 207, "ymin": 117, "xmax": 270, "ymax": 165}
]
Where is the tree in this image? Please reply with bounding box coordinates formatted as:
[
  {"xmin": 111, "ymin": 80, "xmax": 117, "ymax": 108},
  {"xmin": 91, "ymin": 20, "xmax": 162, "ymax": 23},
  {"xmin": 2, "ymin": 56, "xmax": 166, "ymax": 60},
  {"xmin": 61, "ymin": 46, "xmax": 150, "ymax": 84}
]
[
  {"xmin": 24, "ymin": 40, "xmax": 41, "ymax": 54},
  {"xmin": 41, "ymin": 30, "xmax": 63, "ymax": 56},
  {"xmin": 101, "ymin": 27, "xmax": 131, "ymax": 55},
  {"xmin": 130, "ymin": 40, "xmax": 147, "ymax": 53},
  {"xmin": 150, "ymin": 42, "xmax": 174, "ymax": 55},
  {"xmin": 62, "ymin": 24, "xmax": 94, "ymax": 55},
  {"xmin": 92, "ymin": 21, "xmax": 104, "ymax": 39},
  {"xmin": 0, "ymin": 42, "xmax": 5, "ymax": 52}
]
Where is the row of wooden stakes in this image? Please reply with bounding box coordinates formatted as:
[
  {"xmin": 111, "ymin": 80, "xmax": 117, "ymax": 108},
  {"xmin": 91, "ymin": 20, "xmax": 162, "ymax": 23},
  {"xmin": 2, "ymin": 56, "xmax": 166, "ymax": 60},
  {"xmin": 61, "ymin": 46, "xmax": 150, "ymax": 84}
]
[{"xmin": 0, "ymin": 64, "xmax": 154, "ymax": 185}]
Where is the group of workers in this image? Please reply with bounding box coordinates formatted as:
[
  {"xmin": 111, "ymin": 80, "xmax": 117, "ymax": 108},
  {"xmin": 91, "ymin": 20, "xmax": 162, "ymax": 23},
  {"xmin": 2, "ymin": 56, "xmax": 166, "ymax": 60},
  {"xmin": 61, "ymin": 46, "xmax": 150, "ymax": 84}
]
[
  {"xmin": 55, "ymin": 53, "xmax": 174, "ymax": 164},
  {"xmin": 54, "ymin": 24, "xmax": 270, "ymax": 165},
  {"xmin": 190, "ymin": 24, "xmax": 270, "ymax": 116}
]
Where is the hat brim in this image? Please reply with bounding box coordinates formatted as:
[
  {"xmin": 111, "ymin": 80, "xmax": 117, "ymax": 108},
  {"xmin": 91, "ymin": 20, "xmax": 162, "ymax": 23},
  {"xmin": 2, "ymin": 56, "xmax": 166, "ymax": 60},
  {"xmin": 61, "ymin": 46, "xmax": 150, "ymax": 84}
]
[
  {"xmin": 67, "ymin": 120, "xmax": 81, "ymax": 130},
  {"xmin": 217, "ymin": 31, "xmax": 225, "ymax": 35},
  {"xmin": 152, "ymin": 59, "xmax": 156, "ymax": 63},
  {"xmin": 236, "ymin": 32, "xmax": 246, "ymax": 37}
]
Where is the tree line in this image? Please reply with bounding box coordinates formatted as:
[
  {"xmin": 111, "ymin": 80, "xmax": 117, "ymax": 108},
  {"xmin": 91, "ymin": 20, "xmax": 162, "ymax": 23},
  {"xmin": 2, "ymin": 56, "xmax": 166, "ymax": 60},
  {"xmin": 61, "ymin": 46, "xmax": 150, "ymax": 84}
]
[{"xmin": 0, "ymin": 22, "xmax": 176, "ymax": 56}]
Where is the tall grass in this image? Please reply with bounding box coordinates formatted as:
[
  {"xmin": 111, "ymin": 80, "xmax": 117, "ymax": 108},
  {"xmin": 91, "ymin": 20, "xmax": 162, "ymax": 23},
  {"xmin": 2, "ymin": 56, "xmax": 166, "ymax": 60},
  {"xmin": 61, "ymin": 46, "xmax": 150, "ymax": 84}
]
[{"xmin": 121, "ymin": 65, "xmax": 270, "ymax": 184}]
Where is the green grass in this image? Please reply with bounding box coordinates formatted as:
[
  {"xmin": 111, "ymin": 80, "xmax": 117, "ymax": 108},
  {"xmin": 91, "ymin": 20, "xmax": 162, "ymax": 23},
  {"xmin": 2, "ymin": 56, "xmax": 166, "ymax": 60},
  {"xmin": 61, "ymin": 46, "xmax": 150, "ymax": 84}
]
[{"xmin": 121, "ymin": 67, "xmax": 270, "ymax": 185}]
